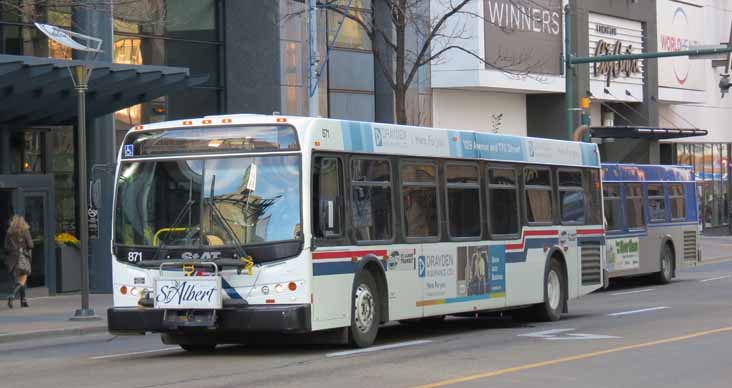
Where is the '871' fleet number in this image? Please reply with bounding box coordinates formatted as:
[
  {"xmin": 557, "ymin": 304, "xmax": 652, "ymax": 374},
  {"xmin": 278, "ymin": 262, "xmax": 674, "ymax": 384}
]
[{"xmin": 127, "ymin": 251, "xmax": 143, "ymax": 263}]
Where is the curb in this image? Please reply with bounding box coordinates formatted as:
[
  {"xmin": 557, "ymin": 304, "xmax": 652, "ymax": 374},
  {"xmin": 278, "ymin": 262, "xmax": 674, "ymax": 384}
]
[{"xmin": 0, "ymin": 325, "xmax": 108, "ymax": 344}]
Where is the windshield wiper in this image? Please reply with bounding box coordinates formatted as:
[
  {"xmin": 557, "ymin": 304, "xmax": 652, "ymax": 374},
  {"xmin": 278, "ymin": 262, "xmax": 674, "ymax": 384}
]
[
  {"xmin": 151, "ymin": 198, "xmax": 194, "ymax": 261},
  {"xmin": 205, "ymin": 174, "xmax": 251, "ymax": 266}
]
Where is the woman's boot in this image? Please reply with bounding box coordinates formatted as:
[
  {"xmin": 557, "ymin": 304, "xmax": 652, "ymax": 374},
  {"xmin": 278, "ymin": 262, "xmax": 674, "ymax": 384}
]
[
  {"xmin": 19, "ymin": 285, "xmax": 28, "ymax": 308},
  {"xmin": 7, "ymin": 283, "xmax": 20, "ymax": 308}
]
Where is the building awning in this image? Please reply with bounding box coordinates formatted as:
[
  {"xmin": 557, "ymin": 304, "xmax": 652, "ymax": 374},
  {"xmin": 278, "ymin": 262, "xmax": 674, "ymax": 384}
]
[
  {"xmin": 0, "ymin": 54, "xmax": 208, "ymax": 128},
  {"xmin": 590, "ymin": 126, "xmax": 708, "ymax": 140}
]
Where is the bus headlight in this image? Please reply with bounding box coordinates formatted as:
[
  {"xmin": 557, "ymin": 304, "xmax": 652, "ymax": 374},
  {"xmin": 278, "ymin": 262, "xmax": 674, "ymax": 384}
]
[{"xmin": 274, "ymin": 284, "xmax": 285, "ymax": 293}]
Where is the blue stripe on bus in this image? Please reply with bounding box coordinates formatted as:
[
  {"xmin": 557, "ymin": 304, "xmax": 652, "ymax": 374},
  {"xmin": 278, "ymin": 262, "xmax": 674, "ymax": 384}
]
[
  {"xmin": 313, "ymin": 261, "xmax": 355, "ymax": 276},
  {"xmin": 647, "ymin": 221, "xmax": 698, "ymax": 228},
  {"xmin": 343, "ymin": 121, "xmax": 374, "ymax": 152},
  {"xmin": 506, "ymin": 237, "xmax": 559, "ymax": 263},
  {"xmin": 221, "ymin": 278, "xmax": 243, "ymax": 300},
  {"xmin": 582, "ymin": 143, "xmax": 600, "ymax": 167},
  {"xmin": 607, "ymin": 231, "xmax": 648, "ymax": 238}
]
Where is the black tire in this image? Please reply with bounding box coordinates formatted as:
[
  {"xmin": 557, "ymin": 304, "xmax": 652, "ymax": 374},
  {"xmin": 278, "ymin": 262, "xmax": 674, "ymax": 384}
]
[
  {"xmin": 531, "ymin": 257, "xmax": 566, "ymax": 322},
  {"xmin": 179, "ymin": 344, "xmax": 217, "ymax": 352},
  {"xmin": 655, "ymin": 243, "xmax": 674, "ymax": 284},
  {"xmin": 349, "ymin": 271, "xmax": 380, "ymax": 348}
]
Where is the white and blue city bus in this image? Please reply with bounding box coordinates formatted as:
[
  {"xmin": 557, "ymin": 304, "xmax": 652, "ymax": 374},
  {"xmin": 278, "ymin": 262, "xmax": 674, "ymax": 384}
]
[
  {"xmin": 107, "ymin": 114, "xmax": 606, "ymax": 350},
  {"xmin": 602, "ymin": 163, "xmax": 699, "ymax": 284}
]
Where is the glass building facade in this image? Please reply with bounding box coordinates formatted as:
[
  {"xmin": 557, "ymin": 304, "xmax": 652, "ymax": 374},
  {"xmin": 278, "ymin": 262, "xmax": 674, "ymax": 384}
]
[
  {"xmin": 0, "ymin": 0, "xmax": 223, "ymax": 294},
  {"xmin": 0, "ymin": 0, "xmax": 223, "ymax": 247},
  {"xmin": 675, "ymin": 143, "xmax": 730, "ymax": 229}
]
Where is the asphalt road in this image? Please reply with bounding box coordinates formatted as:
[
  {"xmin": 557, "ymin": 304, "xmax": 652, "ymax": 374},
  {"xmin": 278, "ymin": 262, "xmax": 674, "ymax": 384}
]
[{"xmin": 1, "ymin": 261, "xmax": 731, "ymax": 388}]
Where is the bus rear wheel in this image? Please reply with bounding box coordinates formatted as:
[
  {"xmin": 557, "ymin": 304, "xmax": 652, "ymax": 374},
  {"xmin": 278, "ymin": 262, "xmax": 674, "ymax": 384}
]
[
  {"xmin": 349, "ymin": 271, "xmax": 380, "ymax": 348},
  {"xmin": 655, "ymin": 244, "xmax": 674, "ymax": 284},
  {"xmin": 532, "ymin": 257, "xmax": 566, "ymax": 322}
]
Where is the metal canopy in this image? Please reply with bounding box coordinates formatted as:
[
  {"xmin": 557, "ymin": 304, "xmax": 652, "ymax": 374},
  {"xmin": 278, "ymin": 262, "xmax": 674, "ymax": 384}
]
[
  {"xmin": 590, "ymin": 126, "xmax": 709, "ymax": 140},
  {"xmin": 0, "ymin": 54, "xmax": 208, "ymax": 127}
]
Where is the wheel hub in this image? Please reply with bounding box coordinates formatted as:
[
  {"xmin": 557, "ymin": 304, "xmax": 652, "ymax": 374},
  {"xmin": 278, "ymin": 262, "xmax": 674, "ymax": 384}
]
[
  {"xmin": 547, "ymin": 270, "xmax": 561, "ymax": 311},
  {"xmin": 354, "ymin": 284, "xmax": 374, "ymax": 333}
]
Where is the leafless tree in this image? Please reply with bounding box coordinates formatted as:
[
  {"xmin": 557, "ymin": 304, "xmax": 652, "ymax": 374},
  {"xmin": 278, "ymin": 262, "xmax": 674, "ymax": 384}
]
[{"xmin": 289, "ymin": 0, "xmax": 549, "ymax": 124}]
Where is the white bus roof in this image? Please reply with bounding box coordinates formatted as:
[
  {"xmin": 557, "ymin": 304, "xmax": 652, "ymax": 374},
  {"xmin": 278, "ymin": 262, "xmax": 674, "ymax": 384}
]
[{"xmin": 126, "ymin": 114, "xmax": 601, "ymax": 168}]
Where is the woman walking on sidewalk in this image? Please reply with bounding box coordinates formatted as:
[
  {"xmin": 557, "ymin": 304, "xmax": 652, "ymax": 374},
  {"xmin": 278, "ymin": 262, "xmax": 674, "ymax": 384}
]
[{"xmin": 4, "ymin": 215, "xmax": 33, "ymax": 308}]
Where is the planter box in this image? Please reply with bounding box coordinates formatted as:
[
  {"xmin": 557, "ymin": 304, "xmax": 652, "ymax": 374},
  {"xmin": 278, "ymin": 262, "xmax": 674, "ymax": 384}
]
[{"xmin": 56, "ymin": 245, "xmax": 81, "ymax": 292}]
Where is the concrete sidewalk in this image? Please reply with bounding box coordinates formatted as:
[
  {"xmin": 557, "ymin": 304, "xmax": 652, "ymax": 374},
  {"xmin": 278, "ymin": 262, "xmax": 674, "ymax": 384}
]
[
  {"xmin": 1, "ymin": 234, "xmax": 731, "ymax": 345},
  {"xmin": 0, "ymin": 293, "xmax": 110, "ymax": 343}
]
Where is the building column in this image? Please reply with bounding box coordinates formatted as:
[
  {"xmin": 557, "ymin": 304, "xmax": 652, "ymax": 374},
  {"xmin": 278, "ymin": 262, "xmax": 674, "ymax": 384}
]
[
  {"xmin": 72, "ymin": 1, "xmax": 115, "ymax": 293},
  {"xmin": 224, "ymin": 0, "xmax": 280, "ymax": 114},
  {"xmin": 0, "ymin": 129, "xmax": 10, "ymax": 174}
]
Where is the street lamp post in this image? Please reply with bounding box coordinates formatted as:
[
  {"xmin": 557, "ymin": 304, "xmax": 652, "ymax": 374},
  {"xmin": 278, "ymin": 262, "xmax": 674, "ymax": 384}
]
[
  {"xmin": 72, "ymin": 64, "xmax": 97, "ymax": 319},
  {"xmin": 35, "ymin": 23, "xmax": 102, "ymax": 320}
]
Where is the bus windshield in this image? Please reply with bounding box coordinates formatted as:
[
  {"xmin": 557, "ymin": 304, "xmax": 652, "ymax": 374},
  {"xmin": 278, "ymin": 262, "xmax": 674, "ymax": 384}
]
[{"xmin": 114, "ymin": 155, "xmax": 302, "ymax": 248}]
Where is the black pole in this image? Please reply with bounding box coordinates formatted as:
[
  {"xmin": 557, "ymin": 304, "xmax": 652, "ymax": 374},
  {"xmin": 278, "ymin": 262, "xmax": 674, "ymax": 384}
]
[{"xmin": 71, "ymin": 65, "xmax": 98, "ymax": 320}]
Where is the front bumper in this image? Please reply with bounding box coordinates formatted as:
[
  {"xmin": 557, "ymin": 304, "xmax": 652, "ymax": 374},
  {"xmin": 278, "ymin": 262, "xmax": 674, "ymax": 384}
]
[{"xmin": 107, "ymin": 304, "xmax": 311, "ymax": 334}]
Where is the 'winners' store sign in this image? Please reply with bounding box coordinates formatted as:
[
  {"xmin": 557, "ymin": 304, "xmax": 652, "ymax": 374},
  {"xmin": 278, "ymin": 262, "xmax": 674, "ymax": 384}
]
[{"xmin": 589, "ymin": 13, "xmax": 644, "ymax": 102}]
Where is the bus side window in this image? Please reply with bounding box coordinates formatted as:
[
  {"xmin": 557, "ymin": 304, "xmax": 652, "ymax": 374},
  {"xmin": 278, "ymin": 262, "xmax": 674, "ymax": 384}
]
[
  {"xmin": 588, "ymin": 169, "xmax": 603, "ymax": 225},
  {"xmin": 625, "ymin": 184, "xmax": 645, "ymax": 228},
  {"xmin": 351, "ymin": 158, "xmax": 394, "ymax": 242},
  {"xmin": 313, "ymin": 156, "xmax": 343, "ymax": 238},
  {"xmin": 401, "ymin": 162, "xmax": 439, "ymax": 239},
  {"xmin": 524, "ymin": 167, "xmax": 553, "ymax": 224},
  {"xmin": 488, "ymin": 167, "xmax": 519, "ymax": 236},
  {"xmin": 647, "ymin": 184, "xmax": 667, "ymax": 223},
  {"xmin": 669, "ymin": 183, "xmax": 685, "ymax": 220},
  {"xmin": 603, "ymin": 183, "xmax": 622, "ymax": 231},
  {"xmin": 445, "ymin": 164, "xmax": 481, "ymax": 239},
  {"xmin": 558, "ymin": 170, "xmax": 585, "ymax": 224}
]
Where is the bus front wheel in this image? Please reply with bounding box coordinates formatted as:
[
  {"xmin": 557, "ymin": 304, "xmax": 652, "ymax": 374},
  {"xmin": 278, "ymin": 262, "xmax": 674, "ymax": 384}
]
[
  {"xmin": 532, "ymin": 257, "xmax": 566, "ymax": 322},
  {"xmin": 349, "ymin": 271, "xmax": 380, "ymax": 348}
]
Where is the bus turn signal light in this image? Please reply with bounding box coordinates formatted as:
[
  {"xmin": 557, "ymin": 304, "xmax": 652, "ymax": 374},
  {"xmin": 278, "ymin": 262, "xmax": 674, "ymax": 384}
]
[
  {"xmin": 120, "ymin": 285, "xmax": 128, "ymax": 295},
  {"xmin": 288, "ymin": 282, "xmax": 297, "ymax": 291}
]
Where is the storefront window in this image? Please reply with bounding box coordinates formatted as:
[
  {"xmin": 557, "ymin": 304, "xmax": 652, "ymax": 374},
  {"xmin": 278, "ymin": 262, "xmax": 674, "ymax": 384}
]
[
  {"xmin": 327, "ymin": 2, "xmax": 372, "ymax": 51},
  {"xmin": 673, "ymin": 143, "xmax": 730, "ymax": 229},
  {"xmin": 111, "ymin": 0, "xmax": 222, "ymax": 152},
  {"xmin": 48, "ymin": 127, "xmax": 76, "ymax": 235}
]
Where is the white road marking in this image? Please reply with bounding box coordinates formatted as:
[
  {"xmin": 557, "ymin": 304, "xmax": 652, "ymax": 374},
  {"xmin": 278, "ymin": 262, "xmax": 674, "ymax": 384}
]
[
  {"xmin": 325, "ymin": 340, "xmax": 432, "ymax": 357},
  {"xmin": 700, "ymin": 275, "xmax": 732, "ymax": 283},
  {"xmin": 519, "ymin": 328, "xmax": 619, "ymax": 340},
  {"xmin": 518, "ymin": 328, "xmax": 576, "ymax": 338},
  {"xmin": 90, "ymin": 347, "xmax": 179, "ymax": 360},
  {"xmin": 546, "ymin": 333, "xmax": 620, "ymax": 340},
  {"xmin": 607, "ymin": 306, "xmax": 670, "ymax": 317},
  {"xmin": 611, "ymin": 288, "xmax": 655, "ymax": 296}
]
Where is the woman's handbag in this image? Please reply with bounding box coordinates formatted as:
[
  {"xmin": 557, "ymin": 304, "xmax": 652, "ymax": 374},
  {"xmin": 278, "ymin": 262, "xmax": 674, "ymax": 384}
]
[{"xmin": 16, "ymin": 247, "xmax": 32, "ymax": 274}]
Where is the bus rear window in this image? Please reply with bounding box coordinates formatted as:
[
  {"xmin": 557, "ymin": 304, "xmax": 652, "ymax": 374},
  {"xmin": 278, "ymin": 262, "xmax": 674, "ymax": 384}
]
[{"xmin": 123, "ymin": 125, "xmax": 299, "ymax": 157}]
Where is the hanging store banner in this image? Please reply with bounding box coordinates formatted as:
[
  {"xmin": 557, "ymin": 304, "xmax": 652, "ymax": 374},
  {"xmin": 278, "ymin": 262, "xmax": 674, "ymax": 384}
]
[
  {"xmin": 483, "ymin": 0, "xmax": 563, "ymax": 75},
  {"xmin": 657, "ymin": 0, "xmax": 704, "ymax": 91},
  {"xmin": 588, "ymin": 13, "xmax": 644, "ymax": 101}
]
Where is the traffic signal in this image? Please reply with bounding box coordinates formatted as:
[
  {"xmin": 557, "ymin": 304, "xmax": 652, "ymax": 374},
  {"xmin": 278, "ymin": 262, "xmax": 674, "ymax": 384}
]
[{"xmin": 720, "ymin": 74, "xmax": 731, "ymax": 98}]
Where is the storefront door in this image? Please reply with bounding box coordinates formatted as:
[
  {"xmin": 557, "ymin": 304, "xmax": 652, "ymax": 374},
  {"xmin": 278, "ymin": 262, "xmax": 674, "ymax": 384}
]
[
  {"xmin": 0, "ymin": 189, "xmax": 14, "ymax": 296},
  {"xmin": 0, "ymin": 175, "xmax": 55, "ymax": 295},
  {"xmin": 24, "ymin": 192, "xmax": 48, "ymax": 289}
]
